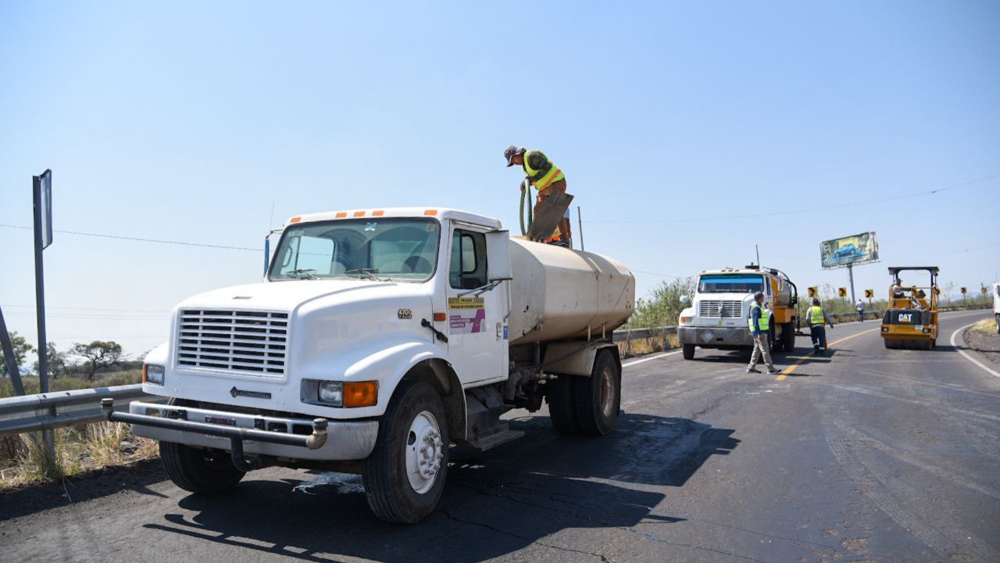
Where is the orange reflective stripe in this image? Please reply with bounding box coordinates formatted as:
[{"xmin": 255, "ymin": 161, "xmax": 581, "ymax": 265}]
[{"xmin": 535, "ymin": 167, "xmax": 563, "ymax": 190}]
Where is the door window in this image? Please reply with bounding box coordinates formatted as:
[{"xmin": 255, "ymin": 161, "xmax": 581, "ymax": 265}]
[{"xmin": 450, "ymin": 230, "xmax": 488, "ymax": 289}]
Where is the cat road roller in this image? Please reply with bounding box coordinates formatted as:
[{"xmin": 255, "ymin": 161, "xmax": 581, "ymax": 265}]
[{"xmin": 881, "ymin": 266, "xmax": 939, "ymax": 350}]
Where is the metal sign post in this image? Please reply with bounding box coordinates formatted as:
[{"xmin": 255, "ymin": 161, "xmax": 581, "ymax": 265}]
[{"xmin": 32, "ymin": 170, "xmax": 54, "ymax": 458}]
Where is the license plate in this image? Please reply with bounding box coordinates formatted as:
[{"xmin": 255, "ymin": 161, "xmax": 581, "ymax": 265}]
[{"xmin": 204, "ymin": 416, "xmax": 237, "ymax": 427}]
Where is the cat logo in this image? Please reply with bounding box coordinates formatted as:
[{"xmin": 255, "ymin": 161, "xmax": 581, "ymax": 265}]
[
  {"xmin": 397, "ymin": 309, "xmax": 413, "ymax": 320},
  {"xmin": 898, "ymin": 313, "xmax": 913, "ymax": 323}
]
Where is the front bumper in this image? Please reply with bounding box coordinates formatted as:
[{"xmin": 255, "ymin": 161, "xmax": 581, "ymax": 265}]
[
  {"xmin": 678, "ymin": 326, "xmax": 753, "ymax": 347},
  {"xmin": 116, "ymin": 400, "xmax": 379, "ymax": 461}
]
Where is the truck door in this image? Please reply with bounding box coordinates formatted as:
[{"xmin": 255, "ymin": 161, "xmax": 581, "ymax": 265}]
[{"xmin": 446, "ymin": 225, "xmax": 505, "ymax": 384}]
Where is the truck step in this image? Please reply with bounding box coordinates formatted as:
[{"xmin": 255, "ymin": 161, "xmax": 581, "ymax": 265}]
[{"xmin": 465, "ymin": 426, "xmax": 525, "ymax": 452}]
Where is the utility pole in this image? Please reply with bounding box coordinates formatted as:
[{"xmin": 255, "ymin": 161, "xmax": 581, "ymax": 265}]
[
  {"xmin": 577, "ymin": 206, "xmax": 585, "ymax": 252},
  {"xmin": 755, "ymin": 244, "xmax": 760, "ymax": 266}
]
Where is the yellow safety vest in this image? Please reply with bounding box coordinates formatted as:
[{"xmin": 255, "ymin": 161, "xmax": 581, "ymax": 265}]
[
  {"xmin": 808, "ymin": 306, "xmax": 825, "ymax": 325},
  {"xmin": 748, "ymin": 302, "xmax": 769, "ymax": 331},
  {"xmin": 523, "ymin": 150, "xmax": 565, "ymax": 191}
]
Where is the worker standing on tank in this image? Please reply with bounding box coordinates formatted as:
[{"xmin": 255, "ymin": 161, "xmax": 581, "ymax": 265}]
[
  {"xmin": 806, "ymin": 298, "xmax": 835, "ymax": 355},
  {"xmin": 747, "ymin": 292, "xmax": 780, "ymax": 374},
  {"xmin": 504, "ymin": 145, "xmax": 572, "ymax": 247}
]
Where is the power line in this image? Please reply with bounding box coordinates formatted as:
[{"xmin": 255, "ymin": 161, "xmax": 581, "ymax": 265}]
[
  {"xmin": 0, "ymin": 224, "xmax": 259, "ymax": 252},
  {"xmin": 584, "ymin": 172, "xmax": 1000, "ymax": 224}
]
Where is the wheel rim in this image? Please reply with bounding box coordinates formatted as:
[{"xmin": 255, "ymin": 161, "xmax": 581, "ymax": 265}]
[
  {"xmin": 599, "ymin": 364, "xmax": 617, "ymax": 418},
  {"xmin": 404, "ymin": 410, "xmax": 444, "ymax": 495}
]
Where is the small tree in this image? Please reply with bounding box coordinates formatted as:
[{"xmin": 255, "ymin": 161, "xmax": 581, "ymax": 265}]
[
  {"xmin": 1, "ymin": 331, "xmax": 34, "ymax": 377},
  {"xmin": 33, "ymin": 342, "xmax": 70, "ymax": 379},
  {"xmin": 71, "ymin": 341, "xmax": 125, "ymax": 381}
]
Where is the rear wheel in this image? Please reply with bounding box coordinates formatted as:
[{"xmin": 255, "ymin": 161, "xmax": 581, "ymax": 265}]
[
  {"xmin": 573, "ymin": 350, "xmax": 621, "ymax": 436},
  {"xmin": 781, "ymin": 322, "xmax": 796, "ymax": 353},
  {"xmin": 160, "ymin": 442, "xmax": 245, "ymax": 494},
  {"xmin": 362, "ymin": 381, "xmax": 448, "ymax": 524},
  {"xmin": 682, "ymin": 344, "xmax": 696, "ymax": 360}
]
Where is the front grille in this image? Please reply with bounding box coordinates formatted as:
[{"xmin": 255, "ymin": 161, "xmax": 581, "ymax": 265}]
[
  {"xmin": 176, "ymin": 309, "xmax": 289, "ymax": 376},
  {"xmin": 699, "ymin": 300, "xmax": 743, "ymax": 318}
]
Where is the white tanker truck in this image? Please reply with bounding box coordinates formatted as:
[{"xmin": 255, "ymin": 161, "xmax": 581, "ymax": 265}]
[{"xmin": 107, "ymin": 207, "xmax": 634, "ymax": 523}]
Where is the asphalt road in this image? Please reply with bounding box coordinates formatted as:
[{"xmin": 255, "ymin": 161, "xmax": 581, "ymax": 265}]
[{"xmin": 2, "ymin": 311, "xmax": 998, "ymax": 563}]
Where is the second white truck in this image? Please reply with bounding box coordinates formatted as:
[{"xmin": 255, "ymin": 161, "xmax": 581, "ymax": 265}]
[{"xmin": 108, "ymin": 207, "xmax": 634, "ymax": 523}]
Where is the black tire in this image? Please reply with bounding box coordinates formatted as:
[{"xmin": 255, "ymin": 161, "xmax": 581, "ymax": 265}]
[
  {"xmin": 995, "ymin": 314, "xmax": 999, "ymax": 334},
  {"xmin": 883, "ymin": 338, "xmax": 897, "ymax": 350},
  {"xmin": 159, "ymin": 441, "xmax": 245, "ymax": 494},
  {"xmin": 682, "ymin": 344, "xmax": 696, "ymax": 360},
  {"xmin": 547, "ymin": 375, "xmax": 580, "ymax": 434},
  {"xmin": 767, "ymin": 317, "xmax": 776, "ymax": 352},
  {"xmin": 781, "ymin": 322, "xmax": 795, "ymax": 353},
  {"xmin": 362, "ymin": 381, "xmax": 449, "ymax": 524},
  {"xmin": 573, "ymin": 350, "xmax": 621, "ymax": 436}
]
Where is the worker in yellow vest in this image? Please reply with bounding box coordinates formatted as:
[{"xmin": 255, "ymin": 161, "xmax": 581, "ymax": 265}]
[
  {"xmin": 806, "ymin": 298, "xmax": 835, "ymax": 355},
  {"xmin": 503, "ymin": 145, "xmax": 572, "ymax": 247},
  {"xmin": 747, "ymin": 292, "xmax": 780, "ymax": 374}
]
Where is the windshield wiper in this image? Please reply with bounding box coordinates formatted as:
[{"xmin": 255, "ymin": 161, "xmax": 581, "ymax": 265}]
[
  {"xmin": 346, "ymin": 268, "xmax": 388, "ymax": 282},
  {"xmin": 287, "ymin": 269, "xmax": 318, "ymax": 280}
]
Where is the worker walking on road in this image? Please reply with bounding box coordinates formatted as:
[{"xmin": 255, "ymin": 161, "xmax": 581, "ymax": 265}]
[
  {"xmin": 504, "ymin": 145, "xmax": 572, "ymax": 247},
  {"xmin": 856, "ymin": 298, "xmax": 865, "ymax": 322},
  {"xmin": 806, "ymin": 298, "xmax": 835, "ymax": 355},
  {"xmin": 747, "ymin": 292, "xmax": 780, "ymax": 375}
]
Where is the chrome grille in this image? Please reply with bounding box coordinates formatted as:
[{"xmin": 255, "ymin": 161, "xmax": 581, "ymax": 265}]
[
  {"xmin": 176, "ymin": 309, "xmax": 289, "ymax": 376},
  {"xmin": 698, "ymin": 300, "xmax": 743, "ymax": 318}
]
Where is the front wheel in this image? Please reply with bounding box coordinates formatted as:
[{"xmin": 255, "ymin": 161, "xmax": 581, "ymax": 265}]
[
  {"xmin": 781, "ymin": 322, "xmax": 796, "ymax": 353},
  {"xmin": 160, "ymin": 441, "xmax": 245, "ymax": 494},
  {"xmin": 362, "ymin": 381, "xmax": 449, "ymax": 524},
  {"xmin": 573, "ymin": 350, "xmax": 621, "ymax": 436},
  {"xmin": 682, "ymin": 344, "xmax": 696, "ymax": 360}
]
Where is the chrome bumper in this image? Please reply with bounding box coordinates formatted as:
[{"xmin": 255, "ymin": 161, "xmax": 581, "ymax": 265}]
[
  {"xmin": 116, "ymin": 400, "xmax": 379, "ymax": 461},
  {"xmin": 678, "ymin": 326, "xmax": 753, "ymax": 346}
]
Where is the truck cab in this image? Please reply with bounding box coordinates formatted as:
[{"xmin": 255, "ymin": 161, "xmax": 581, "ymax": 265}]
[
  {"xmin": 677, "ymin": 266, "xmax": 798, "ymax": 360},
  {"xmin": 118, "ymin": 207, "xmax": 634, "ymax": 523}
]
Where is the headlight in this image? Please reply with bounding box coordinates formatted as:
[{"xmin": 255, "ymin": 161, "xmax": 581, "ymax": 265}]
[
  {"xmin": 318, "ymin": 381, "xmax": 343, "ymax": 405},
  {"xmin": 305, "ymin": 380, "xmax": 379, "ymax": 408},
  {"xmin": 680, "ymin": 316, "xmax": 693, "ymax": 324},
  {"xmin": 144, "ymin": 364, "xmax": 165, "ymax": 385}
]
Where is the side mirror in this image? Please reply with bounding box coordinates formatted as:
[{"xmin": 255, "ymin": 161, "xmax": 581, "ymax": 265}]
[
  {"xmin": 679, "ymin": 295, "xmax": 690, "ymax": 305},
  {"xmin": 486, "ymin": 230, "xmax": 513, "ymax": 282}
]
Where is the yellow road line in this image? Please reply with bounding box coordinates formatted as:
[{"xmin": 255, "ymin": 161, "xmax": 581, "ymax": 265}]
[{"xmin": 776, "ymin": 328, "xmax": 879, "ymax": 381}]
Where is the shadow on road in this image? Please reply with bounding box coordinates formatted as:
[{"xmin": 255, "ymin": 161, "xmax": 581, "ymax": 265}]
[{"xmin": 143, "ymin": 414, "xmax": 739, "ymax": 563}]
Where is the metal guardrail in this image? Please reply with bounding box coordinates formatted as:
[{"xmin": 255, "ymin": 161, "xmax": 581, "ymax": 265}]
[{"xmin": 0, "ymin": 384, "xmax": 153, "ymax": 438}]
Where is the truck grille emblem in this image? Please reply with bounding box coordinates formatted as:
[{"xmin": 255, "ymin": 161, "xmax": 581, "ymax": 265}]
[{"xmin": 230, "ymin": 386, "xmax": 271, "ymax": 400}]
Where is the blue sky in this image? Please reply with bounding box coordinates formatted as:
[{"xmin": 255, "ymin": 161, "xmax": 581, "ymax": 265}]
[{"xmin": 1, "ymin": 0, "xmax": 998, "ymax": 358}]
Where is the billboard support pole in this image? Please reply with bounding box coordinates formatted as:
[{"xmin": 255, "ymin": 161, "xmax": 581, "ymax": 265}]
[
  {"xmin": 847, "ymin": 264, "xmax": 856, "ymax": 304},
  {"xmin": 0, "ymin": 305, "xmax": 26, "ymax": 396}
]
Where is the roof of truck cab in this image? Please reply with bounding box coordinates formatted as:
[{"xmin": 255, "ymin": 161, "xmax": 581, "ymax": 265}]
[
  {"xmin": 698, "ymin": 268, "xmax": 779, "ymax": 276},
  {"xmin": 285, "ymin": 207, "xmax": 502, "ymax": 229}
]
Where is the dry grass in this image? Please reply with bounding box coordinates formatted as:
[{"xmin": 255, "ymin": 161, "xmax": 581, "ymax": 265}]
[
  {"xmin": 617, "ymin": 333, "xmax": 679, "ymax": 359},
  {"xmin": 971, "ymin": 318, "xmax": 998, "ymax": 335},
  {"xmin": 0, "ymin": 423, "xmax": 158, "ymax": 490}
]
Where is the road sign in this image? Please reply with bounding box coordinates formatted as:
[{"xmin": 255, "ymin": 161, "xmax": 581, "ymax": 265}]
[
  {"xmin": 961, "ymin": 287, "xmax": 967, "ymax": 294},
  {"xmin": 838, "ymin": 287, "xmax": 847, "ymax": 298},
  {"xmin": 864, "ymin": 289, "xmax": 873, "ymax": 298},
  {"xmin": 808, "ymin": 286, "xmax": 818, "ymax": 298},
  {"xmin": 36, "ymin": 170, "xmax": 53, "ymax": 249},
  {"xmin": 982, "ymin": 286, "xmax": 989, "ymax": 295}
]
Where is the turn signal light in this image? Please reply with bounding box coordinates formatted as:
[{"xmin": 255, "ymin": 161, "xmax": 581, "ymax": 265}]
[
  {"xmin": 344, "ymin": 381, "xmax": 378, "ymax": 408},
  {"xmin": 433, "ymin": 312, "xmax": 447, "ymax": 322}
]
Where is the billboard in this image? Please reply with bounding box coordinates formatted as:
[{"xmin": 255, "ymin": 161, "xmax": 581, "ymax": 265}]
[{"xmin": 820, "ymin": 231, "xmax": 878, "ymax": 269}]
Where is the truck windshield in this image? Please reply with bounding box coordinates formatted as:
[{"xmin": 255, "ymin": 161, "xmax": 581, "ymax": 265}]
[
  {"xmin": 269, "ymin": 218, "xmax": 440, "ymax": 282},
  {"xmin": 698, "ymin": 274, "xmax": 764, "ymax": 293}
]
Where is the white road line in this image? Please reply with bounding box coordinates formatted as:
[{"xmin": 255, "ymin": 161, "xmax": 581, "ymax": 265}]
[
  {"xmin": 950, "ymin": 321, "xmax": 1000, "ymax": 379},
  {"xmin": 622, "ymin": 350, "xmax": 680, "ymax": 368}
]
